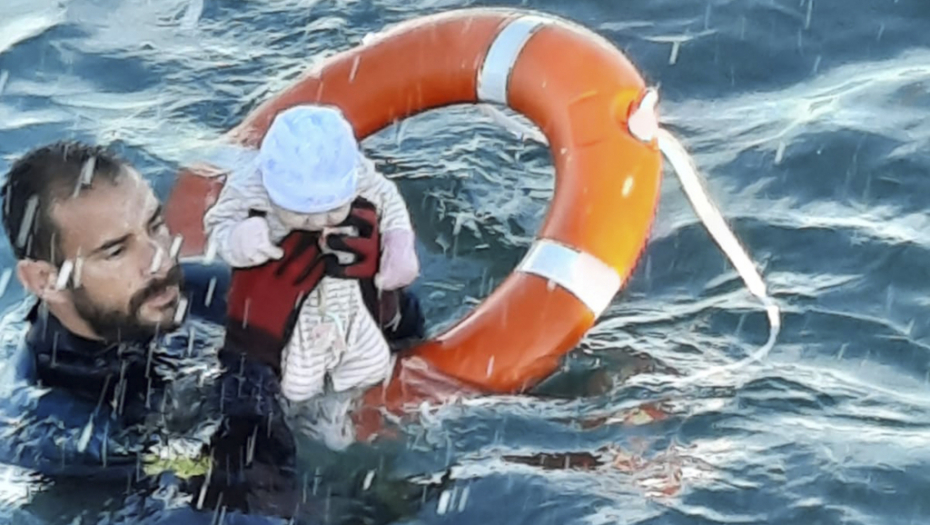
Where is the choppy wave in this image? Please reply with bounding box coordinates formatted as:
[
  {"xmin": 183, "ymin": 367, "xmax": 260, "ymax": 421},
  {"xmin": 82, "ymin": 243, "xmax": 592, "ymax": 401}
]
[{"xmin": 1, "ymin": 0, "xmax": 930, "ymax": 523}]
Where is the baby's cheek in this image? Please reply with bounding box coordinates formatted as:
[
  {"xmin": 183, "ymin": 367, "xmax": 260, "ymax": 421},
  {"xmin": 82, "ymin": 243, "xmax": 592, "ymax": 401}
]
[
  {"xmin": 305, "ymin": 216, "xmax": 329, "ymax": 230},
  {"xmin": 275, "ymin": 212, "xmax": 298, "ymax": 229},
  {"xmin": 328, "ymin": 208, "xmax": 351, "ymax": 226},
  {"xmin": 281, "ymin": 214, "xmax": 312, "ymax": 231}
]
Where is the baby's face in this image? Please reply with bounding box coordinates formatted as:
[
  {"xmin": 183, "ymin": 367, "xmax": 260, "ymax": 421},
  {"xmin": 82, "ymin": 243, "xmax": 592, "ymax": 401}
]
[{"xmin": 274, "ymin": 202, "xmax": 352, "ymax": 231}]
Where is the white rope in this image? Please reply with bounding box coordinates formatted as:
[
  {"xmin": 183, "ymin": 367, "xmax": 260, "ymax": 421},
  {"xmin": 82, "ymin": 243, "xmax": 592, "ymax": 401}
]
[{"xmin": 656, "ymin": 128, "xmax": 780, "ymax": 383}]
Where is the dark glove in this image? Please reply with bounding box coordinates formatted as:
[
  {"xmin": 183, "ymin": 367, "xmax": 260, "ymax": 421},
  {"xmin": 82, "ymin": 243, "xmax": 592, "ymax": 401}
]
[
  {"xmin": 223, "ymin": 229, "xmax": 330, "ymax": 376},
  {"xmin": 323, "ymin": 197, "xmax": 381, "ymax": 280},
  {"xmin": 322, "ymin": 198, "xmax": 406, "ymax": 333}
]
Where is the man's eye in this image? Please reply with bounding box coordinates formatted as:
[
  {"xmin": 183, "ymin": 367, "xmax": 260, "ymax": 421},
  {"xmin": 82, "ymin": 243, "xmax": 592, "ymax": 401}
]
[{"xmin": 106, "ymin": 246, "xmax": 125, "ymax": 259}]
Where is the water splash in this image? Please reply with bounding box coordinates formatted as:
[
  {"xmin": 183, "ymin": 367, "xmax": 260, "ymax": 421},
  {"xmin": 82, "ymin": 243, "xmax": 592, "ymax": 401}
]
[
  {"xmin": 0, "ymin": 270, "xmax": 12, "ymax": 300},
  {"xmin": 179, "ymin": 0, "xmax": 203, "ymax": 30},
  {"xmin": 0, "ymin": 0, "xmax": 65, "ymax": 54}
]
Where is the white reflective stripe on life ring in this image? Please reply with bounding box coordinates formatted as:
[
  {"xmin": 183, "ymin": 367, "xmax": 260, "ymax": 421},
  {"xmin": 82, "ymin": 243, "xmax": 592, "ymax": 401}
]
[
  {"xmin": 516, "ymin": 239, "xmax": 622, "ymax": 318},
  {"xmin": 476, "ymin": 14, "xmax": 548, "ymax": 105}
]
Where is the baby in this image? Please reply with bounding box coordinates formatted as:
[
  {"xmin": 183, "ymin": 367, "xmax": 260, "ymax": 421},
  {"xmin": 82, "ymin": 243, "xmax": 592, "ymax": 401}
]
[{"xmin": 204, "ymin": 104, "xmax": 419, "ymax": 449}]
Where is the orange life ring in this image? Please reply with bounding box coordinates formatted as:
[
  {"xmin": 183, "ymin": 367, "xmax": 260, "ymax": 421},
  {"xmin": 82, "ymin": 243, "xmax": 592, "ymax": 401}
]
[{"xmin": 165, "ymin": 8, "xmax": 662, "ymax": 413}]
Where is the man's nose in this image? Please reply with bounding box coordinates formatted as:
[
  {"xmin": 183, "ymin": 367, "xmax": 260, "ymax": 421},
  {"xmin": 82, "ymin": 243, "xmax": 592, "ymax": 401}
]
[{"xmin": 145, "ymin": 238, "xmax": 172, "ymax": 277}]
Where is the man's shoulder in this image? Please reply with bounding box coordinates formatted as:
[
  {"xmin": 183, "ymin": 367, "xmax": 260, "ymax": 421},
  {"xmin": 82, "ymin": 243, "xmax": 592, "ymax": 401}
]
[
  {"xmin": 0, "ymin": 302, "xmax": 113, "ymax": 474},
  {"xmin": 0, "ymin": 298, "xmax": 92, "ymax": 411}
]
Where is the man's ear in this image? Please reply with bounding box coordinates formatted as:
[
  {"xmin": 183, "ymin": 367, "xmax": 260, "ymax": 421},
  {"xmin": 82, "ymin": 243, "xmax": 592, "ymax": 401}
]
[{"xmin": 16, "ymin": 259, "xmax": 69, "ymax": 305}]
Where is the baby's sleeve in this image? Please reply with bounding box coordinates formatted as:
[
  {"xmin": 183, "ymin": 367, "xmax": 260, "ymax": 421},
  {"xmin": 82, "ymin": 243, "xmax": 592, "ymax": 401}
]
[
  {"xmin": 203, "ymin": 169, "xmax": 266, "ymax": 265},
  {"xmin": 355, "ymin": 156, "xmax": 413, "ymax": 233}
]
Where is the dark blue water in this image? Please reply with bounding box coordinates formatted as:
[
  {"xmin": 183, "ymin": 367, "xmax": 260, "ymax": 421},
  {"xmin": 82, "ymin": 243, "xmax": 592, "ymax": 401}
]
[{"xmin": 2, "ymin": 0, "xmax": 930, "ymax": 523}]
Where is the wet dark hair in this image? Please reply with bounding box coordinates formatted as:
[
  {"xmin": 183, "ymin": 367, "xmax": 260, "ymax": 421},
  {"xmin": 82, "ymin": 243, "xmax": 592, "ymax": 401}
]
[{"xmin": 1, "ymin": 141, "xmax": 128, "ymax": 264}]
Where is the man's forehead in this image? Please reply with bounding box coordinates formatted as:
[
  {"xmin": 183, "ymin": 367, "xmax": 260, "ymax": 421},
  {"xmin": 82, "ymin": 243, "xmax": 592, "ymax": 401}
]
[{"xmin": 51, "ymin": 168, "xmax": 157, "ymax": 251}]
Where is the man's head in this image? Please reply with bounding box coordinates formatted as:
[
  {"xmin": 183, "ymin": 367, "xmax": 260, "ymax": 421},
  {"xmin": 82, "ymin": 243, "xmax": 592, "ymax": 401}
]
[{"xmin": 2, "ymin": 141, "xmax": 182, "ymax": 342}]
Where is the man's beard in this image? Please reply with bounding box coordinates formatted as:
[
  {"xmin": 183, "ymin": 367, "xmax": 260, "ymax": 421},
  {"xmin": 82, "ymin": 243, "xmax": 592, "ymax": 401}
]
[{"xmin": 71, "ymin": 264, "xmax": 184, "ymax": 342}]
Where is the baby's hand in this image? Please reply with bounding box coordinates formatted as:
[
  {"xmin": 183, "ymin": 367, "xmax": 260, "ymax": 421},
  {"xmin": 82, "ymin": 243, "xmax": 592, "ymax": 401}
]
[
  {"xmin": 228, "ymin": 216, "xmax": 284, "ymax": 267},
  {"xmin": 376, "ymin": 228, "xmax": 419, "ymax": 290}
]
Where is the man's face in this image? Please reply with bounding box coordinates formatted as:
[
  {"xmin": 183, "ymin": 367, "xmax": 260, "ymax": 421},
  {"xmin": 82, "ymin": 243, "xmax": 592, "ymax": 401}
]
[{"xmin": 52, "ymin": 168, "xmax": 181, "ymax": 341}]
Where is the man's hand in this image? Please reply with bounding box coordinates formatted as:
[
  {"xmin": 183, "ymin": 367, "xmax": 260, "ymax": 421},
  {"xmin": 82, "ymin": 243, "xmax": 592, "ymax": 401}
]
[
  {"xmin": 322, "ymin": 197, "xmax": 381, "ymax": 280},
  {"xmin": 223, "ymin": 229, "xmax": 328, "ymax": 375}
]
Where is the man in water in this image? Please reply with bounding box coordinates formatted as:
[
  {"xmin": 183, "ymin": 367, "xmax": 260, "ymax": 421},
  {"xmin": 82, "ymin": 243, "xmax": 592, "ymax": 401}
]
[{"xmin": 0, "ymin": 140, "xmax": 439, "ymax": 524}]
